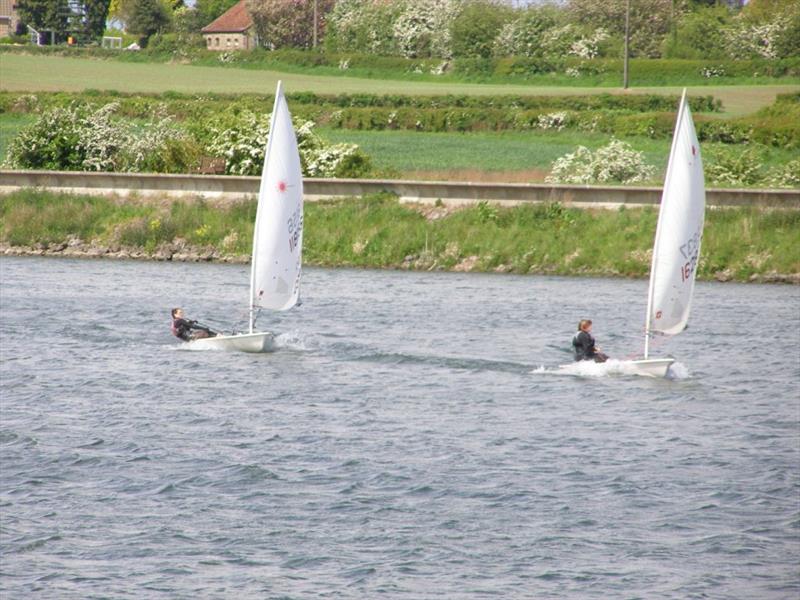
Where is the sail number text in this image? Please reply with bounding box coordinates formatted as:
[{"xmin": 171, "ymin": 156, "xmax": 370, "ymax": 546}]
[
  {"xmin": 679, "ymin": 229, "xmax": 701, "ymax": 282},
  {"xmin": 287, "ymin": 206, "xmax": 303, "ymax": 253}
]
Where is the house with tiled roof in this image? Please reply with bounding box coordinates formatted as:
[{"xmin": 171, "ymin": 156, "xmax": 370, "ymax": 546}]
[
  {"xmin": 0, "ymin": 0, "xmax": 20, "ymax": 38},
  {"xmin": 201, "ymin": 0, "xmax": 257, "ymax": 51}
]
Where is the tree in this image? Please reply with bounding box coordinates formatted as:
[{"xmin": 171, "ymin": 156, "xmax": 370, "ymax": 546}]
[
  {"xmin": 16, "ymin": 0, "xmax": 71, "ymax": 41},
  {"xmin": 247, "ymin": 0, "xmax": 335, "ymax": 50},
  {"xmin": 668, "ymin": 4, "xmax": 732, "ymax": 59},
  {"xmin": 325, "ymin": 0, "xmax": 405, "ymax": 55},
  {"xmin": 567, "ymin": 0, "xmax": 676, "ymax": 57},
  {"xmin": 80, "ymin": 0, "xmax": 113, "ymax": 42},
  {"xmin": 127, "ymin": 0, "xmax": 171, "ymax": 45},
  {"xmin": 195, "ymin": 0, "xmax": 239, "ymax": 28},
  {"xmin": 451, "ymin": 1, "xmax": 512, "ymax": 58}
]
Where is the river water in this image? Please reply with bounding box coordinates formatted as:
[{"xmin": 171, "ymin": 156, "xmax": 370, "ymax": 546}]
[{"xmin": 1, "ymin": 256, "xmax": 798, "ymax": 599}]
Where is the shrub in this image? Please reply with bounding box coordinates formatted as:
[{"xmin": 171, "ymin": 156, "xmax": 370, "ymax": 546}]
[
  {"xmin": 3, "ymin": 102, "xmax": 196, "ymax": 173},
  {"xmin": 305, "ymin": 144, "xmax": 372, "ymax": 178},
  {"xmin": 393, "ymin": 0, "xmax": 461, "ymax": 58},
  {"xmin": 246, "ymin": 0, "xmax": 335, "ymax": 50},
  {"xmin": 147, "ymin": 32, "xmax": 206, "ymax": 55},
  {"xmin": 765, "ymin": 159, "xmax": 800, "ymax": 188},
  {"xmin": 493, "ymin": 6, "xmax": 560, "ymax": 58},
  {"xmin": 668, "ymin": 5, "xmax": 733, "ymax": 60},
  {"xmin": 705, "ymin": 146, "xmax": 765, "ymax": 186},
  {"xmin": 325, "ymin": 0, "xmax": 404, "ymax": 55},
  {"xmin": 207, "ymin": 110, "xmax": 372, "ymax": 177},
  {"xmin": 3, "ymin": 103, "xmax": 126, "ymax": 171},
  {"xmin": 546, "ymin": 139, "xmax": 656, "ymax": 185}
]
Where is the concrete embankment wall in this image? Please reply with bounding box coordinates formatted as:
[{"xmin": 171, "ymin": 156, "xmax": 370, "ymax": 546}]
[{"xmin": 1, "ymin": 170, "xmax": 798, "ymax": 209}]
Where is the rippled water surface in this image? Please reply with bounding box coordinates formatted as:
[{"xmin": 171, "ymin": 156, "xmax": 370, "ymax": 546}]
[{"xmin": 1, "ymin": 257, "xmax": 798, "ymax": 599}]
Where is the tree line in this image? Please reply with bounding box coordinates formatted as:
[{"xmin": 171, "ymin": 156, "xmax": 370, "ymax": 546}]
[{"xmin": 10, "ymin": 0, "xmax": 800, "ymax": 59}]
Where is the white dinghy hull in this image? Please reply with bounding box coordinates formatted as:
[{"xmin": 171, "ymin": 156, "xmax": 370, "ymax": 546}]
[
  {"xmin": 186, "ymin": 332, "xmax": 276, "ymax": 353},
  {"xmin": 628, "ymin": 358, "xmax": 675, "ymax": 378}
]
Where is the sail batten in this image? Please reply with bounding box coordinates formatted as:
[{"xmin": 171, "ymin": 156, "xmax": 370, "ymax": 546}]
[
  {"xmin": 248, "ymin": 81, "xmax": 304, "ymax": 333},
  {"xmin": 643, "ymin": 90, "xmax": 705, "ymax": 357}
]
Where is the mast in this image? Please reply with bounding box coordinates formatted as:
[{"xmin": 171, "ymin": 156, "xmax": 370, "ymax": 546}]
[
  {"xmin": 249, "ymin": 80, "xmax": 284, "ymax": 333},
  {"xmin": 644, "ymin": 88, "xmax": 687, "ymax": 358}
]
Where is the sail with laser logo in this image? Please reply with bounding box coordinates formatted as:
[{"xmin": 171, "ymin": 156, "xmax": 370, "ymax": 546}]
[
  {"xmin": 250, "ymin": 80, "xmax": 304, "ymax": 320},
  {"xmin": 645, "ymin": 89, "xmax": 705, "ymax": 343}
]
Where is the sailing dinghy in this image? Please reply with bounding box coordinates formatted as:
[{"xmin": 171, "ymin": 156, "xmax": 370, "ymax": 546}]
[
  {"xmin": 628, "ymin": 89, "xmax": 705, "ymax": 377},
  {"xmin": 188, "ymin": 81, "xmax": 303, "ymax": 353}
]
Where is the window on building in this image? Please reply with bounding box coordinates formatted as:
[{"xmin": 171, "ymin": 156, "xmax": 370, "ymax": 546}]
[{"xmin": 215, "ymin": 37, "xmax": 219, "ymax": 46}]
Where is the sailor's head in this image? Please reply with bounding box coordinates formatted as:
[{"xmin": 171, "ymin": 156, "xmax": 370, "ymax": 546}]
[
  {"xmin": 171, "ymin": 307, "xmax": 184, "ymax": 319},
  {"xmin": 578, "ymin": 319, "xmax": 592, "ymax": 332}
]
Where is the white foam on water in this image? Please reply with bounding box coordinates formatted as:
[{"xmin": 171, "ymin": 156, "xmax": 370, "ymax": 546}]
[
  {"xmin": 273, "ymin": 330, "xmax": 311, "ymax": 351},
  {"xmin": 665, "ymin": 361, "xmax": 691, "ymax": 380},
  {"xmin": 532, "ymin": 359, "xmax": 692, "ymax": 379}
]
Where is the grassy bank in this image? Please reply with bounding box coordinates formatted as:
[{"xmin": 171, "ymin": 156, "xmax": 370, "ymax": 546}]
[{"xmin": 2, "ymin": 190, "xmax": 798, "ymax": 282}]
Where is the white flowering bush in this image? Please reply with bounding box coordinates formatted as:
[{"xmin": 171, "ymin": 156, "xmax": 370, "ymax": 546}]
[
  {"xmin": 766, "ymin": 159, "xmax": 800, "ymax": 189},
  {"xmin": 208, "ymin": 112, "xmax": 276, "ymax": 175},
  {"xmin": 725, "ymin": 15, "xmax": 788, "ymax": 59},
  {"xmin": 123, "ymin": 114, "xmax": 193, "ymax": 173},
  {"xmin": 705, "ymin": 146, "xmax": 765, "ymax": 186},
  {"xmin": 3, "ymin": 103, "xmax": 191, "ymax": 173},
  {"xmin": 546, "ymin": 139, "xmax": 656, "ymax": 184},
  {"xmin": 492, "ymin": 7, "xmax": 558, "ymax": 57},
  {"xmin": 540, "ymin": 24, "xmax": 580, "ymax": 58},
  {"xmin": 209, "ymin": 112, "xmax": 371, "ymax": 178},
  {"xmin": 537, "ymin": 112, "xmax": 569, "ymax": 130},
  {"xmin": 305, "ymin": 143, "xmax": 370, "ymax": 178},
  {"xmin": 700, "ymin": 66, "xmax": 726, "ymax": 78},
  {"xmin": 393, "ymin": 0, "xmax": 463, "ymax": 58},
  {"xmin": 325, "ymin": 0, "xmax": 404, "ymax": 55},
  {"xmin": 569, "ymin": 28, "xmax": 609, "ymax": 59}
]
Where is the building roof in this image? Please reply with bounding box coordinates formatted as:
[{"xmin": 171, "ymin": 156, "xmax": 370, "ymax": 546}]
[{"xmin": 201, "ymin": 0, "xmax": 253, "ymax": 34}]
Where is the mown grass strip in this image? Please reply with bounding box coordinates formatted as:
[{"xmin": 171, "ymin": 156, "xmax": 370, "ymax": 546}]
[{"xmin": 1, "ymin": 54, "xmax": 797, "ymax": 117}]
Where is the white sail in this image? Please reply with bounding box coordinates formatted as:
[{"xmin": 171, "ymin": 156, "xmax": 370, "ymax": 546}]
[
  {"xmin": 644, "ymin": 90, "xmax": 705, "ymax": 355},
  {"xmin": 249, "ymin": 81, "xmax": 304, "ymax": 330}
]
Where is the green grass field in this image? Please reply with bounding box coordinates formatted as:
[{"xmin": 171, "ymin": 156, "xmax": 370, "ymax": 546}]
[
  {"xmin": 319, "ymin": 128, "xmax": 671, "ymax": 180},
  {"xmin": 316, "ymin": 128, "xmax": 798, "ymax": 183},
  {"xmin": 1, "ymin": 54, "xmax": 797, "ymax": 117}
]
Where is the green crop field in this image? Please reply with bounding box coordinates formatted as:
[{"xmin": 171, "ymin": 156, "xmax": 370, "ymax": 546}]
[
  {"xmin": 318, "ymin": 128, "xmax": 798, "ymax": 183},
  {"xmin": 1, "ymin": 53, "xmax": 797, "ymax": 117}
]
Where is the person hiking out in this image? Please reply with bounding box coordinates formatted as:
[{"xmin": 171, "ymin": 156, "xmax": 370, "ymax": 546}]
[
  {"xmin": 171, "ymin": 308, "xmax": 217, "ymax": 341},
  {"xmin": 572, "ymin": 319, "xmax": 609, "ymax": 363}
]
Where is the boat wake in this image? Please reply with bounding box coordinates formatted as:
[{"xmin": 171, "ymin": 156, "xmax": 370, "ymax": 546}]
[
  {"xmin": 345, "ymin": 347, "xmax": 532, "ymax": 375},
  {"xmin": 272, "ymin": 331, "xmax": 311, "ymax": 352},
  {"xmin": 532, "ymin": 359, "xmax": 690, "ymax": 379}
]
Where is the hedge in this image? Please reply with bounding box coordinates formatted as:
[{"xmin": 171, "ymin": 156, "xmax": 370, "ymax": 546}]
[
  {"xmin": 1, "ymin": 91, "xmax": 796, "ymax": 147},
  {"xmin": 0, "ymin": 90, "xmax": 721, "ymax": 117}
]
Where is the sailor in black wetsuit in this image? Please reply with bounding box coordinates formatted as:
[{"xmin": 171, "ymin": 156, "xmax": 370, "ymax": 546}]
[
  {"xmin": 171, "ymin": 307, "xmax": 217, "ymax": 341},
  {"xmin": 572, "ymin": 319, "xmax": 609, "ymax": 363}
]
